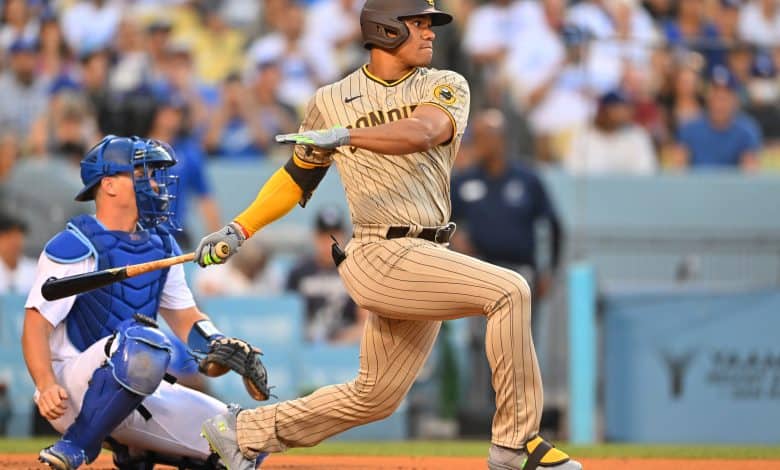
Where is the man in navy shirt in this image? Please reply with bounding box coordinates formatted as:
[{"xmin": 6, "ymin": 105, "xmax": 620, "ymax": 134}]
[
  {"xmin": 452, "ymin": 108, "xmax": 562, "ymax": 300},
  {"xmin": 676, "ymin": 65, "xmax": 762, "ymax": 170}
]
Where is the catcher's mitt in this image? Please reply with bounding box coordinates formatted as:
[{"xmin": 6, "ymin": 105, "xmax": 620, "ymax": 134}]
[{"xmin": 199, "ymin": 338, "xmax": 270, "ymax": 401}]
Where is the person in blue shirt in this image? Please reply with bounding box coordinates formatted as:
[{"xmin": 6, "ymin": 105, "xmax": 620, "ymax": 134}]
[
  {"xmin": 675, "ymin": 65, "xmax": 762, "ymax": 170},
  {"xmin": 451, "ymin": 108, "xmax": 562, "ymax": 301},
  {"xmin": 148, "ymin": 95, "xmax": 222, "ymax": 248}
]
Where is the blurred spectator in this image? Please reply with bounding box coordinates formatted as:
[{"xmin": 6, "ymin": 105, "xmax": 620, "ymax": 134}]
[
  {"xmin": 304, "ymin": 0, "xmax": 364, "ymax": 77},
  {"xmin": 155, "ymin": 40, "xmax": 215, "ymax": 133},
  {"xmin": 715, "ymin": 0, "xmax": 742, "ymax": 47},
  {"xmin": 61, "ymin": 0, "xmax": 121, "ymax": 54},
  {"xmin": 0, "ymin": 131, "xmax": 20, "ymax": 182},
  {"xmin": 738, "ymin": 0, "xmax": 780, "ymax": 48},
  {"xmin": 194, "ymin": 236, "xmax": 284, "ymax": 296},
  {"xmin": 0, "ymin": 0, "xmax": 39, "ymax": 54},
  {"xmin": 247, "ymin": 2, "xmax": 339, "ymax": 112},
  {"xmin": 204, "ymin": 73, "xmax": 258, "ymax": 158},
  {"xmin": 565, "ymin": 89, "xmax": 657, "ymax": 174},
  {"xmin": 145, "ymin": 17, "xmax": 174, "ymax": 86},
  {"xmin": 0, "ymin": 38, "xmax": 49, "ymax": 139},
  {"xmin": 28, "ymin": 89, "xmax": 99, "ymax": 162},
  {"xmin": 38, "ymin": 12, "xmax": 72, "ymax": 80},
  {"xmin": 462, "ymin": 0, "xmax": 518, "ymax": 106},
  {"xmin": 725, "ymin": 42, "xmax": 755, "ymax": 103},
  {"xmin": 148, "ymin": 96, "xmax": 222, "ymax": 248},
  {"xmin": 504, "ymin": 2, "xmax": 595, "ymax": 162},
  {"xmin": 190, "ymin": 1, "xmax": 246, "ymax": 84},
  {"xmin": 658, "ymin": 50, "xmax": 706, "ymax": 148},
  {"xmin": 451, "ymin": 109, "xmax": 562, "ymax": 301},
  {"xmin": 570, "ymin": 0, "xmax": 660, "ymax": 93},
  {"xmin": 0, "ymin": 212, "xmax": 36, "ymax": 295},
  {"xmin": 204, "ymin": 64, "xmax": 297, "ymax": 159},
  {"xmin": 110, "ymin": 16, "xmax": 148, "ymax": 94},
  {"xmin": 674, "ymin": 65, "xmax": 763, "ymax": 170},
  {"xmin": 662, "ymin": 0, "xmax": 724, "ymax": 71},
  {"xmin": 78, "ymin": 48, "xmax": 115, "ymax": 135},
  {"xmin": 286, "ymin": 206, "xmax": 367, "ymax": 344},
  {"xmin": 621, "ymin": 63, "xmax": 666, "ymax": 145},
  {"xmin": 744, "ymin": 51, "xmax": 780, "ymax": 146}
]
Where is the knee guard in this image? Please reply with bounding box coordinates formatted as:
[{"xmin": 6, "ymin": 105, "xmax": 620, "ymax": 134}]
[
  {"xmin": 109, "ymin": 317, "xmax": 173, "ymax": 395},
  {"xmin": 62, "ymin": 316, "xmax": 173, "ymax": 462}
]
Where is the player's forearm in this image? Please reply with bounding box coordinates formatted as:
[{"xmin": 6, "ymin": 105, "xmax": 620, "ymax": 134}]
[
  {"xmin": 22, "ymin": 309, "xmax": 58, "ymax": 390},
  {"xmin": 349, "ymin": 118, "xmax": 440, "ymax": 155},
  {"xmin": 233, "ymin": 166, "xmax": 303, "ymax": 237}
]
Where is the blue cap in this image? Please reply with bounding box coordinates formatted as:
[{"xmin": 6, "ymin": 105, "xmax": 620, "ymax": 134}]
[
  {"xmin": 48, "ymin": 74, "xmax": 82, "ymax": 96},
  {"xmin": 599, "ymin": 89, "xmax": 631, "ymax": 107},
  {"xmin": 720, "ymin": 0, "xmax": 741, "ymax": 8},
  {"xmin": 709, "ymin": 65, "xmax": 740, "ymax": 91},
  {"xmin": 8, "ymin": 37, "xmax": 38, "ymax": 54}
]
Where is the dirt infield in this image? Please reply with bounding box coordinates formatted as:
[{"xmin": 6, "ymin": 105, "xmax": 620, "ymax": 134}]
[{"xmin": 6, "ymin": 454, "xmax": 780, "ymax": 469}]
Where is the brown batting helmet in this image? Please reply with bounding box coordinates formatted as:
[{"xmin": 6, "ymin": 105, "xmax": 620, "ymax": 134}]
[{"xmin": 360, "ymin": 0, "xmax": 453, "ymax": 50}]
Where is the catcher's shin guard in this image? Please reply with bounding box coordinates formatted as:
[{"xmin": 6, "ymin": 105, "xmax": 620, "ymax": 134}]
[
  {"xmin": 61, "ymin": 319, "xmax": 173, "ymax": 463},
  {"xmin": 60, "ymin": 364, "xmax": 146, "ymax": 462}
]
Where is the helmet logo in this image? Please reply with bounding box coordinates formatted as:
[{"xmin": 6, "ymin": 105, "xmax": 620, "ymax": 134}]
[
  {"xmin": 433, "ymin": 84, "xmax": 456, "ymax": 105},
  {"xmin": 426, "ymin": 0, "xmax": 435, "ymax": 6}
]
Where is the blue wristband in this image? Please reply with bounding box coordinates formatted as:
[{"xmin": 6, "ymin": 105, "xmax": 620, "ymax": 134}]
[{"xmin": 187, "ymin": 320, "xmax": 226, "ymax": 354}]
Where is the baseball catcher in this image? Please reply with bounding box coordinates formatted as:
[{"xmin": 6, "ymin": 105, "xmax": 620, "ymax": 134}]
[{"xmin": 22, "ymin": 136, "xmax": 268, "ymax": 470}]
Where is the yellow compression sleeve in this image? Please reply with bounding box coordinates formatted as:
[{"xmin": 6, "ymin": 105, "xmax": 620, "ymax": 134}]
[{"xmin": 233, "ymin": 166, "xmax": 303, "ymax": 237}]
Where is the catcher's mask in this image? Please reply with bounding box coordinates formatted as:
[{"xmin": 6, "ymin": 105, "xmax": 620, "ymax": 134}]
[
  {"xmin": 360, "ymin": 0, "xmax": 452, "ymax": 50},
  {"xmin": 75, "ymin": 135, "xmax": 180, "ymax": 230}
]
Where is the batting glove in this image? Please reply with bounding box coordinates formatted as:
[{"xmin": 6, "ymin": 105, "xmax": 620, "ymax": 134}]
[
  {"xmin": 194, "ymin": 222, "xmax": 245, "ymax": 267},
  {"xmin": 275, "ymin": 127, "xmax": 351, "ymax": 149}
]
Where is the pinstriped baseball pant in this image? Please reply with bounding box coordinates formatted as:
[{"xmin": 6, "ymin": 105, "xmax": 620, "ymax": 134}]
[{"xmin": 236, "ymin": 236, "xmax": 542, "ymax": 457}]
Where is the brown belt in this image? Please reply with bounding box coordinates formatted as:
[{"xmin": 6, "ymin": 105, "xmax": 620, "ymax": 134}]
[{"xmin": 385, "ymin": 222, "xmax": 456, "ymax": 244}]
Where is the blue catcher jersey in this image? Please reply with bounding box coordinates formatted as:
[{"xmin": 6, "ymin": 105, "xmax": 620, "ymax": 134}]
[{"xmin": 45, "ymin": 215, "xmax": 177, "ymax": 351}]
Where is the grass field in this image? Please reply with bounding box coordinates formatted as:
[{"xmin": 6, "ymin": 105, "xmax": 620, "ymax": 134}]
[{"xmin": 4, "ymin": 438, "xmax": 780, "ymax": 460}]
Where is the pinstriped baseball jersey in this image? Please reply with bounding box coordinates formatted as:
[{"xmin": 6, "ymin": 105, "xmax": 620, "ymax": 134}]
[
  {"xmin": 235, "ymin": 63, "xmax": 543, "ymax": 458},
  {"xmin": 295, "ymin": 65, "xmax": 470, "ymax": 228}
]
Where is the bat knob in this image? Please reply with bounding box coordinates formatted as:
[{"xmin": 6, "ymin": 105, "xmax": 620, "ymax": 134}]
[{"xmin": 214, "ymin": 242, "xmax": 231, "ymax": 259}]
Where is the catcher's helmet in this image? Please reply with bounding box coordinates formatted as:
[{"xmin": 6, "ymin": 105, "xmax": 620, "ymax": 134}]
[
  {"xmin": 75, "ymin": 135, "xmax": 179, "ymax": 229},
  {"xmin": 360, "ymin": 0, "xmax": 452, "ymax": 50}
]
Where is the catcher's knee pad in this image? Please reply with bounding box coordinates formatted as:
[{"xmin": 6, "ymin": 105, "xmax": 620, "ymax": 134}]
[{"xmin": 109, "ymin": 317, "xmax": 173, "ymax": 396}]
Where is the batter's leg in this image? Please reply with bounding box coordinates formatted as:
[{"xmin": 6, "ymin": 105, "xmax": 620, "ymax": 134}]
[
  {"xmin": 340, "ymin": 238, "xmax": 542, "ymax": 449},
  {"xmin": 236, "ymin": 314, "xmax": 441, "ymax": 457}
]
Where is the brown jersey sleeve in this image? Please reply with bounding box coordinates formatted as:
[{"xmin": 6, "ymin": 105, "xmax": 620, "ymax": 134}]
[
  {"xmin": 419, "ymin": 70, "xmax": 471, "ymax": 142},
  {"xmin": 293, "ymin": 92, "xmax": 335, "ymax": 167}
]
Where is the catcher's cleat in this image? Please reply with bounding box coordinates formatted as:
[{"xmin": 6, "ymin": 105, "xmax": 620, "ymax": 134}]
[
  {"xmin": 487, "ymin": 435, "xmax": 582, "ymax": 470},
  {"xmin": 201, "ymin": 406, "xmax": 265, "ymax": 470},
  {"xmin": 39, "ymin": 439, "xmax": 86, "ymax": 470}
]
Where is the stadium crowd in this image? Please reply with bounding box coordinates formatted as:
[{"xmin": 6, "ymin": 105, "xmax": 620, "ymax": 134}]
[
  {"xmin": 0, "ymin": 0, "xmax": 776, "ymax": 173},
  {"xmin": 0, "ymin": 0, "xmax": 779, "ymax": 342}
]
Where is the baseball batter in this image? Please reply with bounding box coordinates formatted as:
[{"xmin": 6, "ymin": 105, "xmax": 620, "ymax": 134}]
[
  {"xmin": 23, "ymin": 136, "xmax": 267, "ymax": 470},
  {"xmin": 195, "ymin": 1, "xmax": 581, "ymax": 469}
]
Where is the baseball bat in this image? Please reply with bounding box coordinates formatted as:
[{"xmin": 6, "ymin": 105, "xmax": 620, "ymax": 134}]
[{"xmin": 40, "ymin": 242, "xmax": 231, "ymax": 301}]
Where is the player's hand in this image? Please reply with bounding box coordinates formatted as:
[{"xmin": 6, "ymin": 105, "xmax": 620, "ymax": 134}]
[
  {"xmin": 275, "ymin": 127, "xmax": 351, "ymax": 149},
  {"xmin": 37, "ymin": 383, "xmax": 68, "ymax": 420},
  {"xmin": 194, "ymin": 222, "xmax": 245, "ymax": 267}
]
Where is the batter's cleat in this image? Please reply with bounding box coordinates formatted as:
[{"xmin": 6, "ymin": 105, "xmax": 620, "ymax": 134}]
[
  {"xmin": 201, "ymin": 406, "xmax": 264, "ymax": 470},
  {"xmin": 38, "ymin": 439, "xmax": 87, "ymax": 470},
  {"xmin": 487, "ymin": 435, "xmax": 582, "ymax": 470}
]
